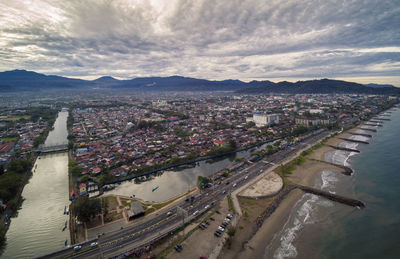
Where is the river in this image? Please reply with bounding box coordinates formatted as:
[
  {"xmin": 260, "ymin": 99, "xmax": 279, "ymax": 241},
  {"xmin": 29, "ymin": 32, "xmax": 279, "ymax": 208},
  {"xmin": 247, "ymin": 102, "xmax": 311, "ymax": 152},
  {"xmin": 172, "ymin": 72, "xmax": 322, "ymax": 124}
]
[
  {"xmin": 1, "ymin": 111, "xmax": 70, "ymax": 259},
  {"xmin": 104, "ymin": 141, "xmax": 278, "ymax": 202}
]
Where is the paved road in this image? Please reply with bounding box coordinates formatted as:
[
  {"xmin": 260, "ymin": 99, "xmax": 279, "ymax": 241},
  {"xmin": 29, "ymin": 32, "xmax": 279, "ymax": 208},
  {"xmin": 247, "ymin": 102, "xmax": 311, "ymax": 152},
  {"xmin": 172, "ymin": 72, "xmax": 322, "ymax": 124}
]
[{"xmin": 40, "ymin": 129, "xmax": 330, "ymax": 259}]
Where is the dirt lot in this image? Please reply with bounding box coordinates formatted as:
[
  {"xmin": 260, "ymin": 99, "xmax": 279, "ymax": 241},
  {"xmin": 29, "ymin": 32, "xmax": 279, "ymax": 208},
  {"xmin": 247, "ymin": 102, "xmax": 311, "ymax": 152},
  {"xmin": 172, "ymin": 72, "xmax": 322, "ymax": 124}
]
[
  {"xmin": 160, "ymin": 196, "xmax": 232, "ymax": 259},
  {"xmin": 219, "ymin": 195, "xmax": 275, "ymax": 259}
]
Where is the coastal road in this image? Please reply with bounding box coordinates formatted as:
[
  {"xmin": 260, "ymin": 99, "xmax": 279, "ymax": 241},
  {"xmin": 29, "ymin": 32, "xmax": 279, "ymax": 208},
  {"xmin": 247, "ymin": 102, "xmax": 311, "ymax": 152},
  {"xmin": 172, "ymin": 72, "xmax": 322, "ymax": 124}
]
[{"xmin": 41, "ymin": 129, "xmax": 330, "ymax": 259}]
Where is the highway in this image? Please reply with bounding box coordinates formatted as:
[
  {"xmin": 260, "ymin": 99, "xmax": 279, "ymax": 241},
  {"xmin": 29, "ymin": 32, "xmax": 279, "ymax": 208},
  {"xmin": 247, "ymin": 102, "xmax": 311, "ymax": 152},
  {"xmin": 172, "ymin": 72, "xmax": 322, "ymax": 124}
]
[{"xmin": 40, "ymin": 129, "xmax": 330, "ymax": 259}]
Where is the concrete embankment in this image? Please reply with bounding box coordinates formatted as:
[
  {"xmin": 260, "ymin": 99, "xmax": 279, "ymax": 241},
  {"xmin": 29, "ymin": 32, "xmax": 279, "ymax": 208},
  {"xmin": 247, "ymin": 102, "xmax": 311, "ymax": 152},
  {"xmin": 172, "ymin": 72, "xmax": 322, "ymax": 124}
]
[
  {"xmin": 350, "ymin": 132, "xmax": 372, "ymax": 138},
  {"xmin": 365, "ymin": 123, "xmax": 383, "ymax": 127},
  {"xmin": 328, "ymin": 145, "xmax": 360, "ymax": 153},
  {"xmin": 373, "ymin": 118, "xmax": 391, "ymax": 121},
  {"xmin": 294, "ymin": 184, "xmax": 365, "ymax": 208},
  {"xmin": 369, "ymin": 120, "xmax": 384, "ymax": 124},
  {"xmin": 312, "ymin": 159, "xmax": 353, "ymax": 175},
  {"xmin": 339, "ymin": 137, "xmax": 369, "ymax": 144},
  {"xmin": 358, "ymin": 127, "xmax": 377, "ymax": 132}
]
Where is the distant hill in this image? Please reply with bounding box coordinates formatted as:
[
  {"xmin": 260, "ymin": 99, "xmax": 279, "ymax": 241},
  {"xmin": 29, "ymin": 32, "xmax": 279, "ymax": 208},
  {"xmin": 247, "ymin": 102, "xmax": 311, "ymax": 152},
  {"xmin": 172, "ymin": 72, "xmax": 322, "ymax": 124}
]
[
  {"xmin": 0, "ymin": 69, "xmax": 90, "ymax": 90},
  {"xmin": 238, "ymin": 79, "xmax": 400, "ymax": 95},
  {"xmin": 93, "ymin": 76, "xmax": 118, "ymax": 82},
  {"xmin": 365, "ymin": 83, "xmax": 396, "ymax": 88},
  {"xmin": 0, "ymin": 70, "xmax": 399, "ymax": 95}
]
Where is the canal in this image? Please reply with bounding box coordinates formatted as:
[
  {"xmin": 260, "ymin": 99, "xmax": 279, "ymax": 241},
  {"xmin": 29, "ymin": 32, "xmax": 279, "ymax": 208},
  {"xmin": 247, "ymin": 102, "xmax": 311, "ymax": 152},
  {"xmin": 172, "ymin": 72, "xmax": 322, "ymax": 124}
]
[{"xmin": 1, "ymin": 111, "xmax": 70, "ymax": 259}]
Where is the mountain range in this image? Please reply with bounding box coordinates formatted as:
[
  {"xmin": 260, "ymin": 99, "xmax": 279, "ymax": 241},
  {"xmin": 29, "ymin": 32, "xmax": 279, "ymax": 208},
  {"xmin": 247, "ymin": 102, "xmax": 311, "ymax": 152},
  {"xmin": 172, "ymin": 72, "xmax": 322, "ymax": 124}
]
[{"xmin": 0, "ymin": 69, "xmax": 399, "ymax": 95}]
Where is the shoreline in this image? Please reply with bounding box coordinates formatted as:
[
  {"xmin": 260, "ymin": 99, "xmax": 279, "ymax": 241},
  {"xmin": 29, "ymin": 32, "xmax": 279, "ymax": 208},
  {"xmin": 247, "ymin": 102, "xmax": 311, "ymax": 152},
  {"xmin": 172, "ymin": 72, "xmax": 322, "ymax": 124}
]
[{"xmin": 234, "ymin": 127, "xmax": 362, "ymax": 259}]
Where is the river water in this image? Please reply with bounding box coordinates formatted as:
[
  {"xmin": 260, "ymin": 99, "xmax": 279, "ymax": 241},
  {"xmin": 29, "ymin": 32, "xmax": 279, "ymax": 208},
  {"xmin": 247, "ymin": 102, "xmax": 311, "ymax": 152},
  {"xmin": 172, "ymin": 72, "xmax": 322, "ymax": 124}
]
[
  {"xmin": 1, "ymin": 111, "xmax": 70, "ymax": 259},
  {"xmin": 104, "ymin": 141, "xmax": 277, "ymax": 202},
  {"xmin": 265, "ymin": 107, "xmax": 400, "ymax": 259}
]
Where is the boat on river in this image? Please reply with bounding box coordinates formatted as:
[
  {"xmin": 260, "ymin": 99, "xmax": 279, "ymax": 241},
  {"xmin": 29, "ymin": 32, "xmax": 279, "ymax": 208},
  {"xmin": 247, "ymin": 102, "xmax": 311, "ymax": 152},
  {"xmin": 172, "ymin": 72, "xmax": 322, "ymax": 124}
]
[
  {"xmin": 62, "ymin": 221, "xmax": 67, "ymax": 231},
  {"xmin": 152, "ymin": 186, "xmax": 159, "ymax": 192}
]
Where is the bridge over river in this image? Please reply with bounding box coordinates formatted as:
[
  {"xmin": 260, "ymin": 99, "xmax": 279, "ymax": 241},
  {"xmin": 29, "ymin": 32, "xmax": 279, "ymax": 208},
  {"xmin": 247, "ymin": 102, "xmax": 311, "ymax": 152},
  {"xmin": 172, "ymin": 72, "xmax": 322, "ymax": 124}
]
[{"xmin": 36, "ymin": 144, "xmax": 68, "ymax": 154}]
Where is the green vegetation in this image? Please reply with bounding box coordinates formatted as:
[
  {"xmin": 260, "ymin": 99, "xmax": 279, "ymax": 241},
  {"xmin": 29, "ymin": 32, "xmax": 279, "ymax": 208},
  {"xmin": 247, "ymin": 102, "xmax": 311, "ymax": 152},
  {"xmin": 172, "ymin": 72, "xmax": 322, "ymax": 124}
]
[
  {"xmin": 1, "ymin": 136, "xmax": 19, "ymax": 143},
  {"xmin": 292, "ymin": 125, "xmax": 310, "ymax": 136},
  {"xmin": 0, "ymin": 157, "xmax": 34, "ymax": 248},
  {"xmin": 225, "ymin": 226, "xmax": 237, "ymax": 249},
  {"xmin": 134, "ymin": 120, "xmax": 166, "ymax": 133},
  {"xmin": 227, "ymin": 194, "xmax": 234, "ymax": 211},
  {"xmin": 0, "ymin": 158, "xmax": 32, "ymax": 202},
  {"xmin": 33, "ymin": 128, "xmax": 50, "ymax": 147},
  {"xmin": 197, "ymin": 175, "xmax": 211, "ymax": 188},
  {"xmin": 206, "ymin": 139, "xmax": 237, "ymax": 156},
  {"xmin": 71, "ymin": 196, "xmax": 101, "ymax": 223},
  {"xmin": 68, "ymin": 160, "xmax": 82, "ymax": 177},
  {"xmin": 151, "ymin": 108, "xmax": 189, "ymax": 120}
]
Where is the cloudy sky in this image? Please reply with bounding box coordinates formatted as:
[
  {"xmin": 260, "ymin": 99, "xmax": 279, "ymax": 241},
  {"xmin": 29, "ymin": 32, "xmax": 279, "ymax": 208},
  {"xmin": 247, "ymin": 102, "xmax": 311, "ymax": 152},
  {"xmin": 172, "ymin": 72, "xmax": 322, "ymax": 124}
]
[{"xmin": 0, "ymin": 0, "xmax": 399, "ymax": 85}]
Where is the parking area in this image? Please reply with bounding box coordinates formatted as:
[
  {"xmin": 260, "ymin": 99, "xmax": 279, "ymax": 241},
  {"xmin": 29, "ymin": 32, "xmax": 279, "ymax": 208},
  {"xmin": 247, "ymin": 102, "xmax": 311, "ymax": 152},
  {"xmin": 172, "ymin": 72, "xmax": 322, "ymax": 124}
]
[{"xmin": 166, "ymin": 196, "xmax": 232, "ymax": 259}]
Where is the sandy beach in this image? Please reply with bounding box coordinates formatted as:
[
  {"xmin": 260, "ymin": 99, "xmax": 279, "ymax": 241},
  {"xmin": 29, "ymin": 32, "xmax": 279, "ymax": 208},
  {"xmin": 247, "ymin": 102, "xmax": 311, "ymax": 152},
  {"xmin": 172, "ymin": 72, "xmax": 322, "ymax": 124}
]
[{"xmin": 233, "ymin": 130, "xmax": 353, "ymax": 259}]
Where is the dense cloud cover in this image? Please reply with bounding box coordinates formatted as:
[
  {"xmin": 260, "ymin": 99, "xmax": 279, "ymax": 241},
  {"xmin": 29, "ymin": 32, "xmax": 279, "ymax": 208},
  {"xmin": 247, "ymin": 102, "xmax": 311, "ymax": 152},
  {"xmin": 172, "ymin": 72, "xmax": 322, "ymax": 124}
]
[{"xmin": 0, "ymin": 0, "xmax": 399, "ymax": 84}]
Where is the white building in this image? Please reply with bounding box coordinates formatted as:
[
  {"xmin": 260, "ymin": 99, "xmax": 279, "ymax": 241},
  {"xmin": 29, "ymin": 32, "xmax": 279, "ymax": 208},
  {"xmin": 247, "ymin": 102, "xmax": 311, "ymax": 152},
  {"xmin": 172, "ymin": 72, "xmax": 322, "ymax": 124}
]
[{"xmin": 252, "ymin": 113, "xmax": 280, "ymax": 127}]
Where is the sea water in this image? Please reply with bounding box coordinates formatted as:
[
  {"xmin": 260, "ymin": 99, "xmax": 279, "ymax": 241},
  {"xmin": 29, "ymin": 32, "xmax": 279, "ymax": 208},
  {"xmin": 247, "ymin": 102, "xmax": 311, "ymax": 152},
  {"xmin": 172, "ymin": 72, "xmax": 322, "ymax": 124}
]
[{"xmin": 265, "ymin": 107, "xmax": 400, "ymax": 259}]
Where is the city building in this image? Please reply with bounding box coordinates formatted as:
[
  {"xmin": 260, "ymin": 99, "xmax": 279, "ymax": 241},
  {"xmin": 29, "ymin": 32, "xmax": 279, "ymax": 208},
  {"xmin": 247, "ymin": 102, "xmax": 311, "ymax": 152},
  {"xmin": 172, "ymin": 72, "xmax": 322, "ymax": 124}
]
[{"xmin": 252, "ymin": 113, "xmax": 280, "ymax": 127}]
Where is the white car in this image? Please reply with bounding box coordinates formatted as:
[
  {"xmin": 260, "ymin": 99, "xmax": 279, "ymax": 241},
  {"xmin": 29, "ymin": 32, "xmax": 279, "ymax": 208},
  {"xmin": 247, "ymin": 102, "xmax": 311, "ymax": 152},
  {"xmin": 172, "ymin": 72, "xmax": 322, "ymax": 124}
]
[
  {"xmin": 204, "ymin": 205, "xmax": 210, "ymax": 209},
  {"xmin": 193, "ymin": 210, "xmax": 199, "ymax": 216},
  {"xmin": 232, "ymin": 183, "xmax": 237, "ymax": 187},
  {"xmin": 90, "ymin": 242, "xmax": 98, "ymax": 247},
  {"xmin": 73, "ymin": 245, "xmax": 82, "ymax": 251},
  {"xmin": 218, "ymin": 226, "xmax": 225, "ymax": 232},
  {"xmin": 244, "ymin": 175, "xmax": 248, "ymax": 180},
  {"xmin": 167, "ymin": 211, "xmax": 173, "ymax": 216}
]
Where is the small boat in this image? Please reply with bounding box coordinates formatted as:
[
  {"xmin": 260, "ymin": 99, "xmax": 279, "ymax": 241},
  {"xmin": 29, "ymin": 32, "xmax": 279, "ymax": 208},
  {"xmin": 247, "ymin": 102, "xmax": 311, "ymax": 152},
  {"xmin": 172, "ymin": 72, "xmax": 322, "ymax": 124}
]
[
  {"xmin": 62, "ymin": 221, "xmax": 67, "ymax": 231},
  {"xmin": 64, "ymin": 239, "xmax": 68, "ymax": 246},
  {"xmin": 131, "ymin": 194, "xmax": 135, "ymax": 198},
  {"xmin": 152, "ymin": 186, "xmax": 159, "ymax": 192},
  {"xmin": 65, "ymin": 206, "xmax": 69, "ymax": 215},
  {"xmin": 64, "ymin": 206, "xmax": 67, "ymax": 214}
]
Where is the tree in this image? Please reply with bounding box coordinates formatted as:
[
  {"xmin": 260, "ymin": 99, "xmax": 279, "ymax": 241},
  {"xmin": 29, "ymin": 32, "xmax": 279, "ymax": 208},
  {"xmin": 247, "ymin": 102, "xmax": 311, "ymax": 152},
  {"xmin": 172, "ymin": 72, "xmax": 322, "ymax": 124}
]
[
  {"xmin": 72, "ymin": 196, "xmax": 101, "ymax": 223},
  {"xmin": 228, "ymin": 139, "xmax": 237, "ymax": 149},
  {"xmin": 246, "ymin": 121, "xmax": 256, "ymax": 128}
]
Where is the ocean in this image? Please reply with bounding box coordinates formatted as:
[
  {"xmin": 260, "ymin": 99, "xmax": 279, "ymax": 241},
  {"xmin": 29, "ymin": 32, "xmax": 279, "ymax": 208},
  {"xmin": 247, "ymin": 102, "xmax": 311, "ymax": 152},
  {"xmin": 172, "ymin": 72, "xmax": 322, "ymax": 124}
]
[{"xmin": 265, "ymin": 107, "xmax": 400, "ymax": 259}]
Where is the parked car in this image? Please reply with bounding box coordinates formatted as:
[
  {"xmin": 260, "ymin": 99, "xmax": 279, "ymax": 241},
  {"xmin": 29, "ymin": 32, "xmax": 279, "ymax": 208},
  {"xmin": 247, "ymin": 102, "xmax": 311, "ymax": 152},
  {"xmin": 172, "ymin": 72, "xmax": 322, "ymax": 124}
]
[
  {"xmin": 193, "ymin": 210, "xmax": 199, "ymax": 216},
  {"xmin": 233, "ymin": 183, "xmax": 237, "ymax": 187},
  {"xmin": 90, "ymin": 242, "xmax": 98, "ymax": 247},
  {"xmin": 73, "ymin": 245, "xmax": 82, "ymax": 252},
  {"xmin": 227, "ymin": 214, "xmax": 233, "ymax": 219},
  {"xmin": 214, "ymin": 231, "xmax": 221, "ymax": 237},
  {"xmin": 209, "ymin": 217, "xmax": 215, "ymax": 221},
  {"xmin": 174, "ymin": 245, "xmax": 183, "ymax": 252},
  {"xmin": 218, "ymin": 226, "xmax": 225, "ymax": 232},
  {"xmin": 167, "ymin": 211, "xmax": 173, "ymax": 216}
]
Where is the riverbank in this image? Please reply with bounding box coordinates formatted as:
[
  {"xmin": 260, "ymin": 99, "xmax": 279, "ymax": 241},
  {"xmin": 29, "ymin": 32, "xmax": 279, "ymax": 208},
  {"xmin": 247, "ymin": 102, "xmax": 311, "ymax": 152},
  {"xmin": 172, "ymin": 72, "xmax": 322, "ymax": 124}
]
[
  {"xmin": 1, "ymin": 110, "xmax": 71, "ymax": 259},
  {"xmin": 0, "ymin": 154, "xmax": 36, "ymax": 251},
  {"xmin": 1, "ymin": 110, "xmax": 60, "ymax": 249}
]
